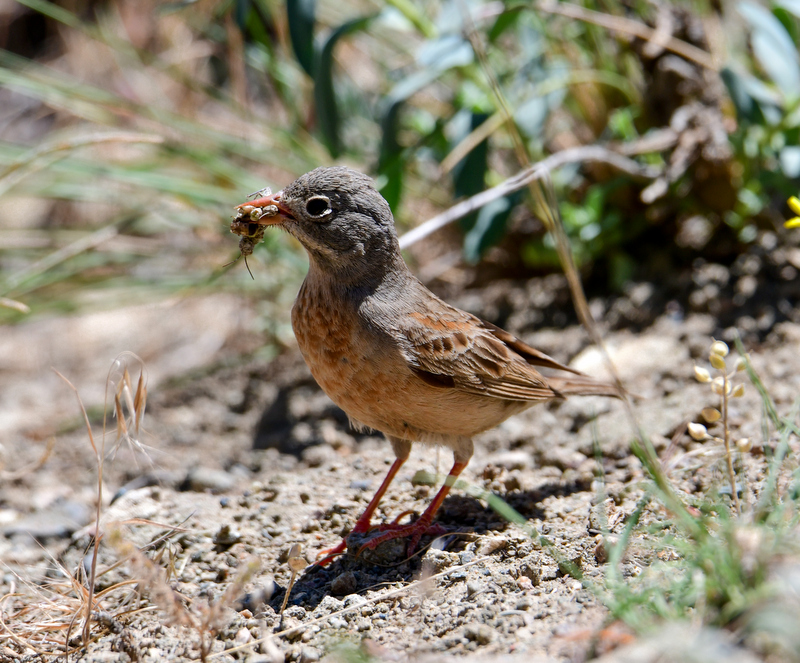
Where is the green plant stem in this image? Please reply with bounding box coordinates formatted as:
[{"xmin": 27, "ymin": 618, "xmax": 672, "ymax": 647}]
[{"xmin": 721, "ymin": 373, "xmax": 740, "ymax": 514}]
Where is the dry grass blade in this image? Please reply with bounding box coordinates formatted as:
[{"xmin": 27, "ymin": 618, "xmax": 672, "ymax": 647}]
[
  {"xmin": 51, "ymin": 369, "xmax": 98, "ymax": 458},
  {"xmin": 50, "ymin": 354, "xmax": 151, "ymax": 649},
  {"xmin": 109, "ymin": 530, "xmax": 195, "ymax": 630},
  {"xmin": 0, "ymin": 131, "xmax": 164, "ymax": 199},
  {"xmin": 133, "ymin": 370, "xmax": 147, "ymax": 428},
  {"xmin": 0, "ymin": 544, "xmax": 142, "ymax": 656},
  {"xmin": 51, "ymin": 368, "xmax": 105, "ymax": 645},
  {"xmin": 114, "ymin": 393, "xmax": 128, "ymax": 439},
  {"xmin": 0, "ymin": 297, "xmax": 30, "ymax": 313},
  {"xmin": 2, "ymin": 225, "xmax": 119, "ymax": 296},
  {"xmin": 109, "ymin": 528, "xmax": 262, "ymax": 662},
  {"xmin": 106, "ymin": 353, "xmax": 149, "ymax": 460}
]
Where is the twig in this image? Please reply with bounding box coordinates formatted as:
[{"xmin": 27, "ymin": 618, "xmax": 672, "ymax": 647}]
[
  {"xmin": 535, "ymin": 0, "xmax": 717, "ymax": 71},
  {"xmin": 399, "ymin": 145, "xmax": 661, "ymax": 250}
]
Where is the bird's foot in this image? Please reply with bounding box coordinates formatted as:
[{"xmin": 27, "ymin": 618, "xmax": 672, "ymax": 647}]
[
  {"xmin": 314, "ymin": 539, "xmax": 348, "ymax": 567},
  {"xmin": 355, "ymin": 518, "xmax": 448, "ymax": 560},
  {"xmin": 315, "ymin": 517, "xmax": 448, "ymax": 566}
]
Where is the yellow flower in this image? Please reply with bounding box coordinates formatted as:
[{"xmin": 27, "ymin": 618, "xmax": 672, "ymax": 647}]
[{"xmin": 786, "ymin": 196, "xmax": 800, "ymax": 228}]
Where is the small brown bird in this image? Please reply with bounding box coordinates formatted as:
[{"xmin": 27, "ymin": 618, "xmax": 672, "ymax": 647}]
[{"xmin": 236, "ymin": 166, "xmax": 620, "ymax": 564}]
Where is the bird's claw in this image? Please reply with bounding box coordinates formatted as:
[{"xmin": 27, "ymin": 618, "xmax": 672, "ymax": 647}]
[
  {"xmin": 315, "ymin": 518, "xmax": 448, "ymax": 565},
  {"xmin": 314, "ymin": 540, "xmax": 348, "ymax": 567},
  {"xmin": 355, "ymin": 520, "xmax": 448, "ymax": 558}
]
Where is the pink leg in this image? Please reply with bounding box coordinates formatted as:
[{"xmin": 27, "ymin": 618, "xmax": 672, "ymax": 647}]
[
  {"xmin": 358, "ymin": 459, "xmax": 468, "ymax": 558},
  {"xmin": 315, "ymin": 455, "xmax": 407, "ymax": 566}
]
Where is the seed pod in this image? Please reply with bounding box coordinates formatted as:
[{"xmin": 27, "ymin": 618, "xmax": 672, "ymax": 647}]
[
  {"xmin": 694, "ymin": 366, "xmax": 712, "ymax": 383},
  {"xmin": 711, "ymin": 377, "xmax": 731, "ymax": 395},
  {"xmin": 710, "ymin": 340, "xmax": 729, "ymax": 358},
  {"xmin": 736, "ymin": 438, "xmax": 752, "ymax": 453},
  {"xmin": 702, "ymin": 407, "xmax": 721, "ymax": 423},
  {"xmin": 732, "ymin": 383, "xmax": 745, "ymax": 398},
  {"xmin": 688, "ymin": 422, "xmax": 709, "ymax": 441},
  {"xmin": 709, "ymin": 353, "xmax": 726, "ymax": 370}
]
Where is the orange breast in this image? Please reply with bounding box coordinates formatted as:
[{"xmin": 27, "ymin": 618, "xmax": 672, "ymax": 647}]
[{"xmin": 290, "ymin": 276, "xmax": 532, "ymax": 445}]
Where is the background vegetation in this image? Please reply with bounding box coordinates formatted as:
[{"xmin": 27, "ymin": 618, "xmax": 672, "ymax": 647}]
[{"xmin": 1, "ymin": 0, "xmax": 798, "ymax": 329}]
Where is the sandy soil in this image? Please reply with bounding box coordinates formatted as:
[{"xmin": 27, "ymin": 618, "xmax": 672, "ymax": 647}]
[{"xmin": 2, "ymin": 231, "xmax": 799, "ymax": 662}]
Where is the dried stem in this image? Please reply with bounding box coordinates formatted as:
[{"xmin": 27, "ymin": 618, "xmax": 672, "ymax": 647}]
[
  {"xmin": 535, "ymin": 0, "xmax": 717, "ymax": 71},
  {"xmin": 398, "ymin": 145, "xmax": 661, "ymax": 250}
]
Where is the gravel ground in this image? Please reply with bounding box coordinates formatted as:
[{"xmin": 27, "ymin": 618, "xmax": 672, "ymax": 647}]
[{"xmin": 2, "ymin": 230, "xmax": 800, "ymax": 662}]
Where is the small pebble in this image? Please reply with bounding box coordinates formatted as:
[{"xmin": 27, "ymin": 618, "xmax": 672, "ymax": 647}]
[
  {"xmin": 464, "ymin": 623, "xmax": 494, "ymax": 645},
  {"xmin": 330, "ymin": 571, "xmax": 358, "ymax": 596},
  {"xmin": 185, "ymin": 467, "xmax": 236, "ymax": 493},
  {"xmin": 298, "ymin": 647, "xmax": 320, "ymax": 663},
  {"xmin": 328, "ymin": 617, "xmax": 347, "ymax": 629}
]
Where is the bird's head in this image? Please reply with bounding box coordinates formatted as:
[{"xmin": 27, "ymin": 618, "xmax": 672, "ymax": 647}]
[{"xmin": 238, "ymin": 167, "xmax": 402, "ymax": 285}]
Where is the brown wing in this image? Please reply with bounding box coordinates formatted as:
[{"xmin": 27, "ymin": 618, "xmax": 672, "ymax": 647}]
[{"xmin": 397, "ymin": 302, "xmax": 577, "ymax": 402}]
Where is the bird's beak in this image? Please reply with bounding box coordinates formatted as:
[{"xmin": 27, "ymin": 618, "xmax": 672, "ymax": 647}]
[{"xmin": 234, "ymin": 190, "xmax": 294, "ymax": 226}]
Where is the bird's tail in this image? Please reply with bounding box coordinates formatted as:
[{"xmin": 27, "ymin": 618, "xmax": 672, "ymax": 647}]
[{"xmin": 547, "ymin": 375, "xmax": 624, "ymax": 399}]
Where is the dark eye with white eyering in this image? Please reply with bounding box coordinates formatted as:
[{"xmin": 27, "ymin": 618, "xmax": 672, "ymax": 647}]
[{"xmin": 305, "ymin": 196, "xmax": 332, "ymax": 219}]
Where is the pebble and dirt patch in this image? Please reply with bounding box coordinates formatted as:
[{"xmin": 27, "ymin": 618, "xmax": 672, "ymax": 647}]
[{"xmin": 2, "ymin": 239, "xmax": 800, "ymax": 661}]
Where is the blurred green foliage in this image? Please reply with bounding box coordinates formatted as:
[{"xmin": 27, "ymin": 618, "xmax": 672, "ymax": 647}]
[{"xmin": 0, "ymin": 0, "xmax": 799, "ymax": 325}]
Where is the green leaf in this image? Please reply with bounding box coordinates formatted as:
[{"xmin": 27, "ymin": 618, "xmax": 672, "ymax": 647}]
[
  {"xmin": 313, "ymin": 14, "xmax": 376, "ymax": 157},
  {"xmin": 377, "ymin": 33, "xmax": 472, "ymax": 211},
  {"xmin": 775, "ymin": 0, "xmax": 800, "ymax": 20},
  {"xmin": 514, "ymin": 95, "xmax": 549, "ymax": 138},
  {"xmin": 234, "ymin": 0, "xmax": 251, "ymax": 28},
  {"xmin": 738, "ymin": 1, "xmax": 800, "ymax": 98},
  {"xmin": 463, "ymin": 194, "xmax": 517, "ymax": 263},
  {"xmin": 780, "ymin": 146, "xmax": 800, "ymax": 177},
  {"xmin": 720, "ymin": 67, "xmax": 768, "ymax": 124},
  {"xmin": 416, "ymin": 34, "xmax": 473, "ymax": 70},
  {"xmin": 452, "ymin": 111, "xmax": 489, "ymax": 200},
  {"xmin": 287, "ymin": 0, "xmax": 317, "ymax": 77},
  {"xmin": 488, "ymin": 7, "xmax": 523, "ymax": 42},
  {"xmin": 378, "ymin": 69, "xmax": 441, "ymax": 210}
]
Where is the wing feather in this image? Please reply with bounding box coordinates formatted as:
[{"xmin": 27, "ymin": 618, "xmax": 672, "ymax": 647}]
[{"xmin": 397, "ymin": 302, "xmax": 571, "ymax": 402}]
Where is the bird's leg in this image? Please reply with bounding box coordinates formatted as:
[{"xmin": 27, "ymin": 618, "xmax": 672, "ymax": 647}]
[
  {"xmin": 315, "ymin": 438, "xmax": 410, "ymax": 566},
  {"xmin": 358, "ymin": 457, "xmax": 469, "ymax": 558}
]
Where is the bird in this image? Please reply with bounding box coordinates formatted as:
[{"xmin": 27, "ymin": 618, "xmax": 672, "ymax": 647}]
[{"xmin": 235, "ymin": 166, "xmax": 621, "ymax": 565}]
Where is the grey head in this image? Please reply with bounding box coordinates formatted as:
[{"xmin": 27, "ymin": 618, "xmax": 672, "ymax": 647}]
[{"xmin": 262, "ymin": 166, "xmax": 404, "ymax": 285}]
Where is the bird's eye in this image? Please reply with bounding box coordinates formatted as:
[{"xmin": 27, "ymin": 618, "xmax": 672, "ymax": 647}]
[{"xmin": 305, "ymin": 196, "xmax": 332, "ymax": 219}]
